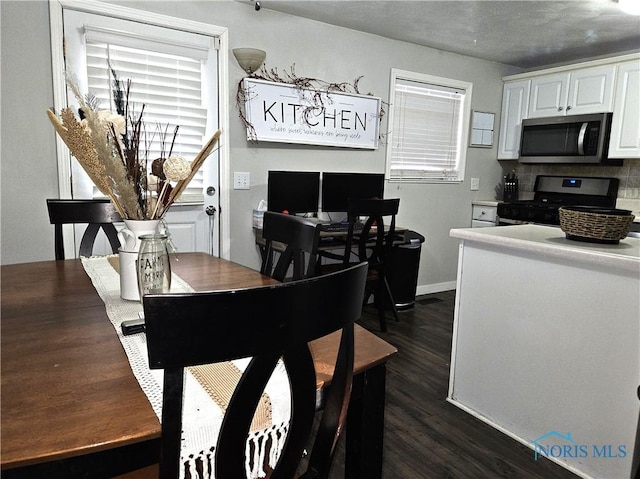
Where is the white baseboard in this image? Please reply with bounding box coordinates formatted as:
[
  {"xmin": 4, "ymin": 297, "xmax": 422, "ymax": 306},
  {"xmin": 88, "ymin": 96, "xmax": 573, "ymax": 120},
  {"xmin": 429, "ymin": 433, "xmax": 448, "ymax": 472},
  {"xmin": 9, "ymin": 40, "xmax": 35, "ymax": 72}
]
[{"xmin": 416, "ymin": 281, "xmax": 456, "ymax": 296}]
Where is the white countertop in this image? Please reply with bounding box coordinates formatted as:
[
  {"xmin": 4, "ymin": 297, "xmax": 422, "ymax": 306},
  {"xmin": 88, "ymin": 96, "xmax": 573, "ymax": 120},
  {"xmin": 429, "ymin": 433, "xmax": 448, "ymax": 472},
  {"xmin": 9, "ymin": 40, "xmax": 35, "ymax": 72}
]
[
  {"xmin": 471, "ymin": 200, "xmax": 500, "ymax": 207},
  {"xmin": 450, "ymin": 224, "xmax": 640, "ymax": 272},
  {"xmin": 471, "ymin": 199, "xmax": 640, "ymax": 221}
]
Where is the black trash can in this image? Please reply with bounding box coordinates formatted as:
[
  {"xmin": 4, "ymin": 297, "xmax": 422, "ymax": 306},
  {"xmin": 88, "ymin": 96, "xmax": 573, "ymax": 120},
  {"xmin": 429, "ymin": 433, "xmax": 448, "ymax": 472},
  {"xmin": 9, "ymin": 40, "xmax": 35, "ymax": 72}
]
[{"xmin": 387, "ymin": 230, "xmax": 425, "ymax": 310}]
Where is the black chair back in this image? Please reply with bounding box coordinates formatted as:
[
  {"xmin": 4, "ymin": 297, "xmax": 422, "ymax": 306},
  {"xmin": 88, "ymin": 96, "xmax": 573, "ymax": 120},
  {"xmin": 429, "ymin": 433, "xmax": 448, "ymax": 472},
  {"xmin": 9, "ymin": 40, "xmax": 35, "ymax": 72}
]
[
  {"xmin": 340, "ymin": 198, "xmax": 400, "ymax": 331},
  {"xmin": 47, "ymin": 199, "xmax": 122, "ymax": 260},
  {"xmin": 260, "ymin": 211, "xmax": 321, "ymax": 281},
  {"xmin": 345, "ymin": 198, "xmax": 400, "ymax": 268},
  {"xmin": 144, "ymin": 262, "xmax": 368, "ymax": 479}
]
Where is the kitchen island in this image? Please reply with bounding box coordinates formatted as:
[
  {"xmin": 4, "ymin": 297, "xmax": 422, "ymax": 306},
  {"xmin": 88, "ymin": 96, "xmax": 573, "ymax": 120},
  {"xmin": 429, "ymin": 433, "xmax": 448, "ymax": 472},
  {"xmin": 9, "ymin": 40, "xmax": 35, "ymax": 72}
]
[{"xmin": 448, "ymin": 224, "xmax": 639, "ymax": 479}]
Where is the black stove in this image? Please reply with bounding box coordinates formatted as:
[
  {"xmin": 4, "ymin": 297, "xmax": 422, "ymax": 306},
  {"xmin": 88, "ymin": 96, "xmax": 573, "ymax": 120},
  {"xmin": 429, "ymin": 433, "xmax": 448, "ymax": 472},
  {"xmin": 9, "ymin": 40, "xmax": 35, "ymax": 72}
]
[{"xmin": 497, "ymin": 175, "xmax": 619, "ymax": 225}]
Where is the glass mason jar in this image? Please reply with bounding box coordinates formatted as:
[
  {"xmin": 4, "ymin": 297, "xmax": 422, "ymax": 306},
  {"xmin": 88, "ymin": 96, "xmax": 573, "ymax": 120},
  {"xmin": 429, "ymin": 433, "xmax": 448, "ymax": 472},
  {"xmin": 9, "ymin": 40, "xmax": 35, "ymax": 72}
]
[{"xmin": 137, "ymin": 234, "xmax": 172, "ymax": 298}]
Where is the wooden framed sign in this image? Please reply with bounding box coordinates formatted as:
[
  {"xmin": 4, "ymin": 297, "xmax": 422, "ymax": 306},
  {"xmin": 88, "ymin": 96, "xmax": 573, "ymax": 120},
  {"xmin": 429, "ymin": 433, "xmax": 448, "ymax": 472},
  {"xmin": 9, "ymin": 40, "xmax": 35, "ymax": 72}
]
[{"xmin": 242, "ymin": 78, "xmax": 381, "ymax": 149}]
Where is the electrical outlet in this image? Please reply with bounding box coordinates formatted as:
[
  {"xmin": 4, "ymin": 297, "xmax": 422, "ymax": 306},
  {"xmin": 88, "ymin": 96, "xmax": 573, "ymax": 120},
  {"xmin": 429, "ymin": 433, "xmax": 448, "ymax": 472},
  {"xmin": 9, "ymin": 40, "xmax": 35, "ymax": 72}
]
[
  {"xmin": 470, "ymin": 177, "xmax": 480, "ymax": 191},
  {"xmin": 233, "ymin": 172, "xmax": 250, "ymax": 190}
]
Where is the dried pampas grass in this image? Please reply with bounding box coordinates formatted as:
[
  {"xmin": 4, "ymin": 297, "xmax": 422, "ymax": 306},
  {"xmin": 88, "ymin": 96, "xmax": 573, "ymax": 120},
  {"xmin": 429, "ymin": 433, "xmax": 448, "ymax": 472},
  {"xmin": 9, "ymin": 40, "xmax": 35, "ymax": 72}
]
[
  {"xmin": 80, "ymin": 106, "xmax": 142, "ymax": 219},
  {"xmin": 156, "ymin": 130, "xmax": 222, "ymax": 218},
  {"xmin": 47, "ymin": 108, "xmax": 110, "ymax": 195}
]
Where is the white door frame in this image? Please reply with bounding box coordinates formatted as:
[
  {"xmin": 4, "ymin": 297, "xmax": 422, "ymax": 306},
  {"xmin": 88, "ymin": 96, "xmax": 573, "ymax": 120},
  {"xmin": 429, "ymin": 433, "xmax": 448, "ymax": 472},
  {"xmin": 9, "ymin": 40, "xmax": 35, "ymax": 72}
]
[{"xmin": 49, "ymin": 0, "xmax": 231, "ymax": 259}]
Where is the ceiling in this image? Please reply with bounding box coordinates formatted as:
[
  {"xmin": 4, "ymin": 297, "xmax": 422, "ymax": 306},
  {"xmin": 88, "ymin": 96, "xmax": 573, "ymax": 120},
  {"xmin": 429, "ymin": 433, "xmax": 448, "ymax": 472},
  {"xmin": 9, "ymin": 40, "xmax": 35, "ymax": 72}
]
[{"xmin": 249, "ymin": 0, "xmax": 640, "ymax": 69}]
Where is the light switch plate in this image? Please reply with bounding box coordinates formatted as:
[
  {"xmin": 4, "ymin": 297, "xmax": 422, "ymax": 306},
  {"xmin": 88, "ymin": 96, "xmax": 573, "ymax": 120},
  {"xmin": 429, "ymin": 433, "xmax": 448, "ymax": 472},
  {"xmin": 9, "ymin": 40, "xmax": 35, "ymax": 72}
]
[
  {"xmin": 470, "ymin": 177, "xmax": 480, "ymax": 191},
  {"xmin": 233, "ymin": 172, "xmax": 250, "ymax": 190}
]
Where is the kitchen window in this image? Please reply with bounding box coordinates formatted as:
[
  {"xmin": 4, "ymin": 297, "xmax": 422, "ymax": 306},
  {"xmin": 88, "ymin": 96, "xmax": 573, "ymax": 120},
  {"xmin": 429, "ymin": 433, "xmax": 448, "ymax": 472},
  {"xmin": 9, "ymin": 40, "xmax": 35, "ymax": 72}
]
[{"xmin": 386, "ymin": 69, "xmax": 472, "ymax": 182}]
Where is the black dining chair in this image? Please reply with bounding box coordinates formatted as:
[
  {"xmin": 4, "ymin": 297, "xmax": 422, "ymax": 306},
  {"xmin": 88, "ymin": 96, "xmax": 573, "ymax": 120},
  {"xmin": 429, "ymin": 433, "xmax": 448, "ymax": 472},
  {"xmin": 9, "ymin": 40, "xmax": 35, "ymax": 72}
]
[
  {"xmin": 260, "ymin": 211, "xmax": 322, "ymax": 281},
  {"xmin": 320, "ymin": 198, "xmax": 401, "ymax": 332},
  {"xmin": 143, "ymin": 262, "xmax": 368, "ymax": 479},
  {"xmin": 47, "ymin": 199, "xmax": 122, "ymax": 260}
]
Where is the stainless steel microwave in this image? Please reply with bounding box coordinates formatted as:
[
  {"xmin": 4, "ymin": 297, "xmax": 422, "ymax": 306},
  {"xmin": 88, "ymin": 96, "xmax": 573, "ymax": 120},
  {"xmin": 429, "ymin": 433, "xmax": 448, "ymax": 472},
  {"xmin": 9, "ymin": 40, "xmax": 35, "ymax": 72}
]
[{"xmin": 518, "ymin": 112, "xmax": 620, "ymax": 165}]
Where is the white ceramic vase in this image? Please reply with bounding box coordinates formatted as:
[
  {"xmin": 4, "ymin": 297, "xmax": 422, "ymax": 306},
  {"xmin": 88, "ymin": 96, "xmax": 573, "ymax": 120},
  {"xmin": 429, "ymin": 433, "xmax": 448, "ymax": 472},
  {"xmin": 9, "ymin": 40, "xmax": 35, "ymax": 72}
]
[
  {"xmin": 118, "ymin": 219, "xmax": 161, "ymax": 301},
  {"xmin": 118, "ymin": 219, "xmax": 161, "ymax": 253}
]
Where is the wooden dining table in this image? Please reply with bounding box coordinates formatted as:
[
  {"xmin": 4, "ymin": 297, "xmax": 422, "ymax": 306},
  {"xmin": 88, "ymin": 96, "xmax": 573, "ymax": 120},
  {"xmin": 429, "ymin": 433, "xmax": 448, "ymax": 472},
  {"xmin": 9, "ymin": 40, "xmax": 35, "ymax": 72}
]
[{"xmin": 1, "ymin": 253, "xmax": 397, "ymax": 478}]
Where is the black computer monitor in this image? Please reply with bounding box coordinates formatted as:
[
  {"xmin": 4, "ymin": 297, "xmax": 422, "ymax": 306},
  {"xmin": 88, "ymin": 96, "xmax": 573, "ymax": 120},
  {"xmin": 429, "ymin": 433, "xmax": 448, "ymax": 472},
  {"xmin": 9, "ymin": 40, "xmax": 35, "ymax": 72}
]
[
  {"xmin": 267, "ymin": 170, "xmax": 320, "ymax": 214},
  {"xmin": 321, "ymin": 172, "xmax": 385, "ymax": 213}
]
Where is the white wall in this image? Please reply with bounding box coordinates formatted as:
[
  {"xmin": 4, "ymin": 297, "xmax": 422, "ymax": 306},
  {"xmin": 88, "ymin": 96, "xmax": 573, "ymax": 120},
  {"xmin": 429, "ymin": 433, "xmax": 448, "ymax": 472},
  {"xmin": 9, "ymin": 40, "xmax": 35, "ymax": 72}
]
[
  {"xmin": 1, "ymin": 1, "xmax": 60, "ymax": 265},
  {"xmin": 0, "ymin": 0, "xmax": 521, "ymax": 292}
]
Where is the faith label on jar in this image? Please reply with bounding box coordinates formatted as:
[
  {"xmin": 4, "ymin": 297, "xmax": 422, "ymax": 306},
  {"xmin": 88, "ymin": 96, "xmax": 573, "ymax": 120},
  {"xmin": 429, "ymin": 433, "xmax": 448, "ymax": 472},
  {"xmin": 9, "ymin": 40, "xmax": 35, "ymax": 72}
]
[{"xmin": 137, "ymin": 234, "xmax": 172, "ymax": 297}]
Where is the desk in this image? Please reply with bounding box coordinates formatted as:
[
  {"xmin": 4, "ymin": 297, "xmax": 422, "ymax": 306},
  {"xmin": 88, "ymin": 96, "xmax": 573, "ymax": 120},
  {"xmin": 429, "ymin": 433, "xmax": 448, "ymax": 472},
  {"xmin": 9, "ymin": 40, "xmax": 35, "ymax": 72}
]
[
  {"xmin": 254, "ymin": 225, "xmax": 411, "ymax": 267},
  {"xmin": 1, "ymin": 253, "xmax": 397, "ymax": 478},
  {"xmin": 254, "ymin": 224, "xmax": 409, "ymax": 246}
]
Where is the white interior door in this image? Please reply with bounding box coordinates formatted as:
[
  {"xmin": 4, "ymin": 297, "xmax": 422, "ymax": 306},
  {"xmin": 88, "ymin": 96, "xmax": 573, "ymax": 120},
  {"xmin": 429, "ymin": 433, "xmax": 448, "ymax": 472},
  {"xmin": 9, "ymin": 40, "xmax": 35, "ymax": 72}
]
[{"xmin": 60, "ymin": 7, "xmax": 221, "ymax": 256}]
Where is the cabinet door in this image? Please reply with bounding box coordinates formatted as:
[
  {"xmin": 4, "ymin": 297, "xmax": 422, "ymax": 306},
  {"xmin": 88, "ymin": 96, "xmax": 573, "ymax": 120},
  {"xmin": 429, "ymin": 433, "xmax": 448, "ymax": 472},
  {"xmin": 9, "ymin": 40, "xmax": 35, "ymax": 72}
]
[
  {"xmin": 567, "ymin": 65, "xmax": 615, "ymax": 115},
  {"xmin": 609, "ymin": 61, "xmax": 640, "ymax": 158},
  {"xmin": 498, "ymin": 80, "xmax": 531, "ymax": 159},
  {"xmin": 528, "ymin": 73, "xmax": 569, "ymax": 118}
]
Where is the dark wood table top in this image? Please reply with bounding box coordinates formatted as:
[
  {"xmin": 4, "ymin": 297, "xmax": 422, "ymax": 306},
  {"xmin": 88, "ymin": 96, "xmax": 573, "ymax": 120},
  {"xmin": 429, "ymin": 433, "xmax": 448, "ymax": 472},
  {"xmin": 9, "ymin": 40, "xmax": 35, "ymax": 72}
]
[{"xmin": 1, "ymin": 253, "xmax": 397, "ymax": 470}]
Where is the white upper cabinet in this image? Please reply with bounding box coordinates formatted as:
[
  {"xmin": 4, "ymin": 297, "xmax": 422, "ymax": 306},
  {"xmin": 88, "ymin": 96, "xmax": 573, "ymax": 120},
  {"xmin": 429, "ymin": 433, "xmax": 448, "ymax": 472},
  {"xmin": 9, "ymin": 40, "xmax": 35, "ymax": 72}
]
[
  {"xmin": 568, "ymin": 65, "xmax": 615, "ymax": 115},
  {"xmin": 499, "ymin": 54, "xmax": 639, "ymax": 160},
  {"xmin": 528, "ymin": 73, "xmax": 569, "ymax": 118},
  {"xmin": 497, "ymin": 80, "xmax": 530, "ymax": 159},
  {"xmin": 609, "ymin": 60, "xmax": 640, "ymax": 158},
  {"xmin": 528, "ymin": 65, "xmax": 615, "ymax": 118}
]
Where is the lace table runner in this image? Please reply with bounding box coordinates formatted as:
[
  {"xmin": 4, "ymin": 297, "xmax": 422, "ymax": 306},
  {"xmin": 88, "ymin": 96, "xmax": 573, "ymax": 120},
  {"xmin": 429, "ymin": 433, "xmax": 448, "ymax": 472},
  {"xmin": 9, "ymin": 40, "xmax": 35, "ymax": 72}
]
[{"xmin": 81, "ymin": 255, "xmax": 290, "ymax": 478}]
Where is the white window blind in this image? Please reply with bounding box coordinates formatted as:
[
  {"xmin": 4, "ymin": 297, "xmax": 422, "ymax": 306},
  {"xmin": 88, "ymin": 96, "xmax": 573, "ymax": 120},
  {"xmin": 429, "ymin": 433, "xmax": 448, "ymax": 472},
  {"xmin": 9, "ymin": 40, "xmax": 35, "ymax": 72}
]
[
  {"xmin": 387, "ymin": 71, "xmax": 472, "ymax": 182},
  {"xmin": 83, "ymin": 28, "xmax": 215, "ymax": 202}
]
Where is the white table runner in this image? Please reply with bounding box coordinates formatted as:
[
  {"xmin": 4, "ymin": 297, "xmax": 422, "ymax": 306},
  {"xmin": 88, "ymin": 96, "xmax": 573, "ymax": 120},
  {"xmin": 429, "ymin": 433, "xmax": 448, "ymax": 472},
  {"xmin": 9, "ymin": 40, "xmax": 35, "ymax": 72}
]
[{"xmin": 81, "ymin": 256, "xmax": 290, "ymax": 478}]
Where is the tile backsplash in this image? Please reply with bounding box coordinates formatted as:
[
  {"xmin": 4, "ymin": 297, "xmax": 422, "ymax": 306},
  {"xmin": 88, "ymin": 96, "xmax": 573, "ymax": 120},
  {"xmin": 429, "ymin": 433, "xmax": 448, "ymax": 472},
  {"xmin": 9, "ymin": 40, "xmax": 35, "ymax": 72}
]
[{"xmin": 500, "ymin": 159, "xmax": 640, "ymax": 200}]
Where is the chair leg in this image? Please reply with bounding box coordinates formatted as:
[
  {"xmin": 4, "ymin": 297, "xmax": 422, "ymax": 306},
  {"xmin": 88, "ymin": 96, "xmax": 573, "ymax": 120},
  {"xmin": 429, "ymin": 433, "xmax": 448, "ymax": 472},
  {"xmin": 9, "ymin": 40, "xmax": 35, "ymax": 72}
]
[
  {"xmin": 362, "ymin": 285, "xmax": 373, "ymax": 306},
  {"xmin": 376, "ymin": 301, "xmax": 387, "ymax": 332},
  {"xmin": 382, "ymin": 277, "xmax": 399, "ymax": 323},
  {"xmin": 365, "ymin": 280, "xmax": 395, "ymax": 332},
  {"xmin": 374, "ymin": 280, "xmax": 388, "ymax": 332}
]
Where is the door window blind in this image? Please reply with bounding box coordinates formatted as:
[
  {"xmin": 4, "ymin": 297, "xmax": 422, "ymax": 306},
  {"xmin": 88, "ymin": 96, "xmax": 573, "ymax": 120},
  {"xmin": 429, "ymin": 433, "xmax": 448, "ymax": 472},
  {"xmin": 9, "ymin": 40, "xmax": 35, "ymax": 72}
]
[
  {"xmin": 388, "ymin": 77, "xmax": 469, "ymax": 182},
  {"xmin": 83, "ymin": 29, "xmax": 215, "ymax": 202}
]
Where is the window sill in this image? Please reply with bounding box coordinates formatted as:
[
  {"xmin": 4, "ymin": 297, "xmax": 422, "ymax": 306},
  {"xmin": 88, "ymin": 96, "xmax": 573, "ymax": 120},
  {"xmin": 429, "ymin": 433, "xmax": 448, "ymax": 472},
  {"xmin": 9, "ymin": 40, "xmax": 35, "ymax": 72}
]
[{"xmin": 387, "ymin": 178, "xmax": 463, "ymax": 184}]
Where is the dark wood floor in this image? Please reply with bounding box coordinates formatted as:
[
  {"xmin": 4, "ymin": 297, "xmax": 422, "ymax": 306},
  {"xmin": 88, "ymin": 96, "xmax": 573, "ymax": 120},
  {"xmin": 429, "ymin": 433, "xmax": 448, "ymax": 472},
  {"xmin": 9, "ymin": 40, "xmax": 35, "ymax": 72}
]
[{"xmin": 329, "ymin": 291, "xmax": 579, "ymax": 479}]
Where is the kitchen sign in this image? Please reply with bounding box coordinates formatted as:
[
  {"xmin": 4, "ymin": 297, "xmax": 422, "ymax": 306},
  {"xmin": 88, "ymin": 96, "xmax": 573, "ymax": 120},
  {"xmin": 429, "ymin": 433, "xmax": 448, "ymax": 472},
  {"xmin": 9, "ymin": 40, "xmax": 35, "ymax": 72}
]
[{"xmin": 242, "ymin": 78, "xmax": 381, "ymax": 149}]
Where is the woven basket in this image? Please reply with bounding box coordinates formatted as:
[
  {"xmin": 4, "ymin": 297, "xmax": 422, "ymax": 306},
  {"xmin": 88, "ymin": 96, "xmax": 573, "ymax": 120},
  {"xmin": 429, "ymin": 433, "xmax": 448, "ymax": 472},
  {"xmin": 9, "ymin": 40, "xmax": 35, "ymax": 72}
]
[{"xmin": 559, "ymin": 206, "xmax": 634, "ymax": 243}]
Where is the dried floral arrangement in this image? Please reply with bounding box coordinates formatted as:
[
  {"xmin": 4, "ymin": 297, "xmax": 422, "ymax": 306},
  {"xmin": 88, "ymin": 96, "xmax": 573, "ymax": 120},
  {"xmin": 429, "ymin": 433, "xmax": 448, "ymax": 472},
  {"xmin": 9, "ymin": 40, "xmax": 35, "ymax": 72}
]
[
  {"xmin": 47, "ymin": 69, "xmax": 221, "ymax": 220},
  {"xmin": 236, "ymin": 65, "xmax": 385, "ymax": 142}
]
